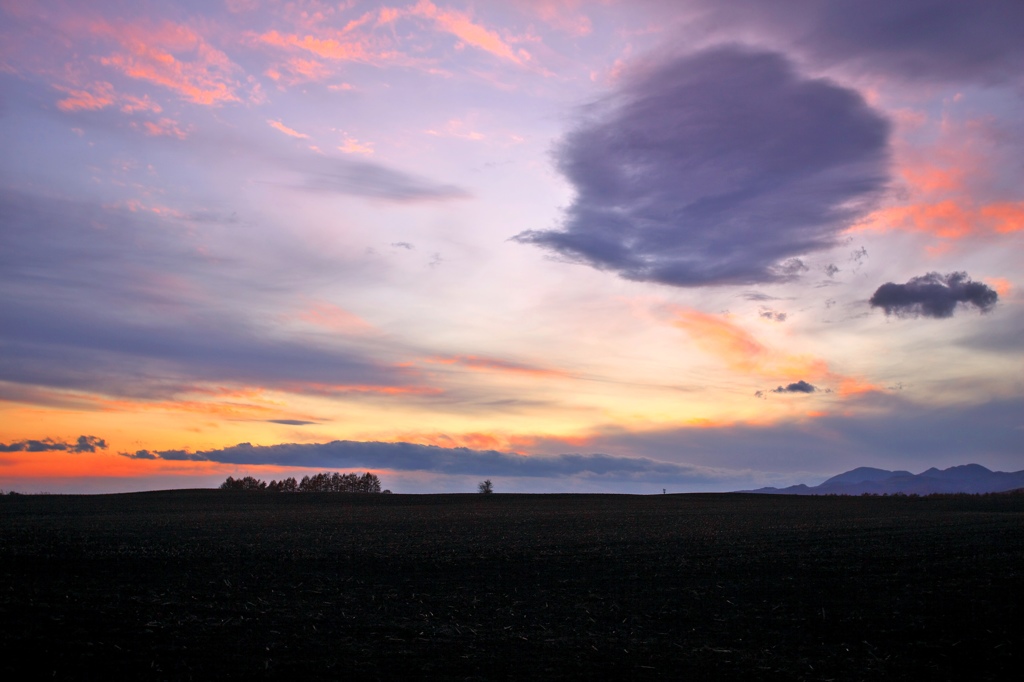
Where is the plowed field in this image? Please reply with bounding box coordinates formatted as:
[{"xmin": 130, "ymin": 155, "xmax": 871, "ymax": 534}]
[{"xmin": 2, "ymin": 491, "xmax": 1021, "ymax": 680}]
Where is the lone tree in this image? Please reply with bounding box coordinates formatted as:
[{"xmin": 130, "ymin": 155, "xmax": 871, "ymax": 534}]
[{"xmin": 478, "ymin": 479, "xmax": 494, "ymax": 494}]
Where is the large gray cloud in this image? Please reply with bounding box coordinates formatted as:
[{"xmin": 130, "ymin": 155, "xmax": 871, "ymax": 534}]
[
  {"xmin": 121, "ymin": 440, "xmax": 724, "ymax": 485},
  {"xmin": 691, "ymin": 0, "xmax": 1024, "ymax": 85},
  {"xmin": 515, "ymin": 46, "xmax": 889, "ymax": 287},
  {"xmin": 869, "ymin": 272, "xmax": 998, "ymax": 319}
]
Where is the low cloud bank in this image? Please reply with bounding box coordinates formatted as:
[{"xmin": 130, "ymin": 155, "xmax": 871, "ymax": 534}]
[
  {"xmin": 0, "ymin": 435, "xmax": 107, "ymax": 453},
  {"xmin": 121, "ymin": 440, "xmax": 729, "ymax": 485}
]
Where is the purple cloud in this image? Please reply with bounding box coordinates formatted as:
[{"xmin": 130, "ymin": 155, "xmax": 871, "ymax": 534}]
[
  {"xmin": 694, "ymin": 0, "xmax": 1024, "ymax": 85},
  {"xmin": 516, "ymin": 46, "xmax": 889, "ymax": 287}
]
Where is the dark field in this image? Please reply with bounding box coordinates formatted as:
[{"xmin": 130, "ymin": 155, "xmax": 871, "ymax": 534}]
[{"xmin": 1, "ymin": 491, "xmax": 1022, "ymax": 680}]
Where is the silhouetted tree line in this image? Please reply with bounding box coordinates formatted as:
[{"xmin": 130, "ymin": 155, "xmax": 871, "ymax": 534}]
[{"xmin": 219, "ymin": 472, "xmax": 389, "ymax": 493}]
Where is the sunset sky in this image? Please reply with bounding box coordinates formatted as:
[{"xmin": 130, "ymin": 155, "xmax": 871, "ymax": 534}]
[{"xmin": 2, "ymin": 0, "xmax": 1021, "ymax": 494}]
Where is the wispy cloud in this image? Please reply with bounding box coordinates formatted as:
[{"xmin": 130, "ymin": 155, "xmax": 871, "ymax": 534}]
[
  {"xmin": 0, "ymin": 188, "xmax": 431, "ymax": 403},
  {"xmin": 54, "ymin": 82, "xmax": 116, "ymax": 111},
  {"xmin": 425, "ymin": 355, "xmax": 571, "ymax": 379},
  {"xmin": 91, "ymin": 19, "xmax": 244, "ymax": 105},
  {"xmin": 671, "ymin": 308, "xmax": 828, "ymax": 380},
  {"xmin": 268, "ymin": 119, "xmax": 310, "ymax": 138},
  {"xmin": 411, "ymin": 1, "xmax": 529, "ymax": 66}
]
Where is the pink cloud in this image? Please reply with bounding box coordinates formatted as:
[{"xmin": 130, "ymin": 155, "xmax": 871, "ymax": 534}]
[
  {"xmin": 514, "ymin": 0, "xmax": 593, "ymax": 37},
  {"xmin": 296, "ymin": 301, "xmax": 375, "ymax": 335},
  {"xmin": 411, "ymin": 0, "xmax": 529, "ymax": 65},
  {"xmin": 91, "ymin": 19, "xmax": 242, "ymax": 105},
  {"xmin": 338, "ymin": 137, "xmax": 374, "ymax": 154},
  {"xmin": 268, "ymin": 119, "xmax": 309, "ymax": 139},
  {"xmin": 54, "ymin": 82, "xmax": 116, "ymax": 111},
  {"xmin": 852, "ymin": 113, "xmax": 1024, "ymax": 241},
  {"xmin": 670, "ymin": 307, "xmax": 880, "ymax": 395},
  {"xmin": 257, "ymin": 29, "xmax": 373, "ymax": 62},
  {"xmin": 139, "ymin": 117, "xmax": 189, "ymax": 139}
]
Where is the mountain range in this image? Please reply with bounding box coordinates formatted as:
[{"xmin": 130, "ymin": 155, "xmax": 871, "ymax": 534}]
[{"xmin": 743, "ymin": 464, "xmax": 1024, "ymax": 496}]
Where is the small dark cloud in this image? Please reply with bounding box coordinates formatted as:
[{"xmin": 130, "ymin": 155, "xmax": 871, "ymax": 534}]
[
  {"xmin": 390, "ymin": 242, "xmax": 415, "ymax": 250},
  {"xmin": 515, "ymin": 46, "xmax": 889, "ymax": 287},
  {"xmin": 0, "ymin": 435, "xmax": 107, "ymax": 453},
  {"xmin": 776, "ymin": 258, "xmax": 808, "ymax": 276},
  {"xmin": 824, "ymin": 264, "xmax": 840, "ymax": 278},
  {"xmin": 759, "ymin": 308, "xmax": 787, "ymax": 322},
  {"xmin": 771, "ymin": 381, "xmax": 817, "ymax": 394},
  {"xmin": 869, "ymin": 272, "xmax": 998, "ymax": 319},
  {"xmin": 266, "ymin": 419, "xmax": 318, "ymax": 426}
]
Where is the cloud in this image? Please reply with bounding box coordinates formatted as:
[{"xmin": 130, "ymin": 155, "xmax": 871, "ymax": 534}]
[
  {"xmin": 119, "ymin": 439, "xmax": 728, "ymax": 484},
  {"xmin": 256, "ymin": 30, "xmax": 374, "ymax": 63},
  {"xmin": 338, "ymin": 137, "xmax": 374, "ymax": 155},
  {"xmin": 120, "ymin": 449, "xmax": 158, "ymax": 460},
  {"xmin": 266, "ymin": 419, "xmax": 318, "ymax": 426},
  {"xmin": 92, "ymin": 19, "xmax": 243, "ymax": 105},
  {"xmin": 296, "ymin": 301, "xmax": 375, "ymax": 335},
  {"xmin": 771, "ymin": 380, "xmax": 817, "ymax": 394},
  {"xmin": 694, "ymin": 0, "xmax": 1024, "ymax": 86},
  {"xmin": 424, "ymin": 355, "xmax": 571, "ymax": 379},
  {"xmin": 268, "ymin": 119, "xmax": 309, "ymax": 139},
  {"xmin": 759, "ymin": 309, "xmax": 787, "ymax": 322},
  {"xmin": 869, "ymin": 272, "xmax": 999, "ymax": 319},
  {"xmin": 298, "ymin": 158, "xmax": 469, "ymax": 202},
  {"xmin": 515, "ymin": 46, "xmax": 889, "ymax": 287},
  {"xmin": 671, "ymin": 308, "xmax": 827, "ymax": 379},
  {"xmin": 54, "ymin": 82, "xmax": 116, "ymax": 111},
  {"xmin": 411, "ymin": 1, "xmax": 527, "ymax": 65},
  {"xmin": 0, "ymin": 188, "xmax": 431, "ymax": 401},
  {"xmin": 0, "ymin": 435, "xmax": 107, "ymax": 453},
  {"xmin": 139, "ymin": 117, "xmax": 188, "ymax": 139}
]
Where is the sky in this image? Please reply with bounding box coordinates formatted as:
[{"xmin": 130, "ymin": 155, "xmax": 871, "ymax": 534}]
[{"xmin": 1, "ymin": 0, "xmax": 1022, "ymax": 494}]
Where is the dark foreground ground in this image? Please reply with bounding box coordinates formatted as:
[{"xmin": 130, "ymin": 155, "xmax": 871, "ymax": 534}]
[{"xmin": 1, "ymin": 491, "xmax": 1021, "ymax": 680}]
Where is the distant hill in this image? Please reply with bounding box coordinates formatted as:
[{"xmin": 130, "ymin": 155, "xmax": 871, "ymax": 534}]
[{"xmin": 743, "ymin": 464, "xmax": 1024, "ymax": 496}]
